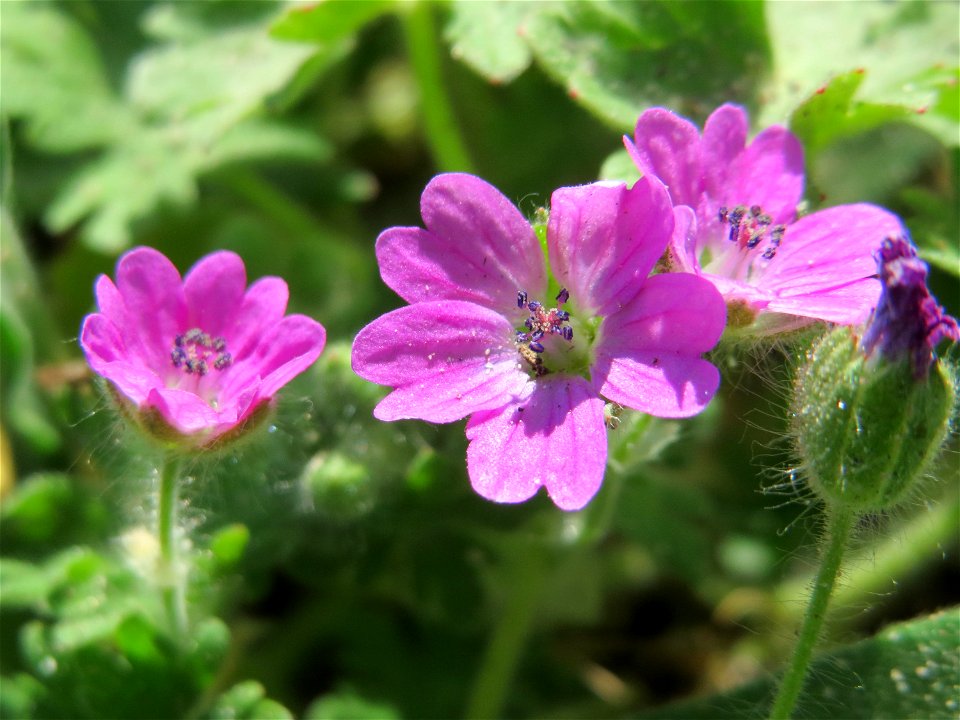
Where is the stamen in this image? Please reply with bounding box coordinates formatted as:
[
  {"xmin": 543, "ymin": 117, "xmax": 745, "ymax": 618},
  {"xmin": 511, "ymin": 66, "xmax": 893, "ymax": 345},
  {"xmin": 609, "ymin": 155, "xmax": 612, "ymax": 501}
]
[
  {"xmin": 513, "ymin": 288, "xmax": 575, "ymax": 375},
  {"xmin": 719, "ymin": 204, "xmax": 786, "ymax": 261},
  {"xmin": 170, "ymin": 327, "xmax": 233, "ymax": 375}
]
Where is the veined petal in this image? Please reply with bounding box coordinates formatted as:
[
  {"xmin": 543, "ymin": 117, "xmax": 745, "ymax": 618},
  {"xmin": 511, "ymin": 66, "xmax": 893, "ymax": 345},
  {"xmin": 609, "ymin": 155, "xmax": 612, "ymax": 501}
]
[
  {"xmin": 548, "ymin": 177, "xmax": 673, "ymax": 316},
  {"xmin": 228, "ymin": 277, "xmax": 290, "ymax": 359},
  {"xmin": 701, "ymin": 103, "xmax": 748, "ymax": 200},
  {"xmin": 183, "ymin": 251, "xmax": 247, "ymax": 338},
  {"xmin": 759, "ymin": 204, "xmax": 904, "ymax": 323},
  {"xmin": 593, "ymin": 273, "xmax": 724, "ymax": 418},
  {"xmin": 729, "ymin": 125, "xmax": 804, "ymax": 225},
  {"xmin": 115, "ymin": 247, "xmax": 187, "ymax": 369},
  {"xmin": 351, "ymin": 301, "xmax": 530, "ymax": 423},
  {"xmin": 378, "ymin": 174, "xmax": 545, "ymax": 311},
  {"xmin": 465, "ymin": 376, "xmax": 607, "ymax": 511},
  {"xmin": 626, "ymin": 108, "xmax": 702, "ymax": 207},
  {"xmin": 241, "ymin": 314, "xmax": 326, "ymax": 399}
]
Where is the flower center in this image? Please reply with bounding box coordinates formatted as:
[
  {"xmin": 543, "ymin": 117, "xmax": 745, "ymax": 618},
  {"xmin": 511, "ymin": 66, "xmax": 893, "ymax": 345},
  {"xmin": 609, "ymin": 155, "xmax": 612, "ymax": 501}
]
[
  {"xmin": 515, "ymin": 288, "xmax": 576, "ymax": 377},
  {"xmin": 170, "ymin": 328, "xmax": 233, "ymax": 376},
  {"xmin": 718, "ymin": 204, "xmax": 786, "ymax": 260}
]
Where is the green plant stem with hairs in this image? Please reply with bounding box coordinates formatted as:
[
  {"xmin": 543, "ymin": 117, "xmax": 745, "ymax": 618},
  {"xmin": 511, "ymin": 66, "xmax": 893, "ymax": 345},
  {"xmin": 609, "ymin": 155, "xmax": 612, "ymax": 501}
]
[
  {"xmin": 769, "ymin": 506, "xmax": 856, "ymax": 719},
  {"xmin": 158, "ymin": 454, "xmax": 187, "ymax": 639}
]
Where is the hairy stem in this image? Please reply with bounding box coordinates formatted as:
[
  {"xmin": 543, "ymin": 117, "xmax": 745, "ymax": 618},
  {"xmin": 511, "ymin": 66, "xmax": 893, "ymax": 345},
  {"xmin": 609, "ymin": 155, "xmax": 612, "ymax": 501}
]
[
  {"xmin": 400, "ymin": 3, "xmax": 475, "ymax": 173},
  {"xmin": 158, "ymin": 455, "xmax": 187, "ymax": 639},
  {"xmin": 769, "ymin": 507, "xmax": 855, "ymax": 719}
]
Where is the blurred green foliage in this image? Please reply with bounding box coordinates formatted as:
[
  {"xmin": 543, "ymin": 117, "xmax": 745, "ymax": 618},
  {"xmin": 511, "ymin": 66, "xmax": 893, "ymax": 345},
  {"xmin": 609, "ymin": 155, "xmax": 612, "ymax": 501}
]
[{"xmin": 1, "ymin": 1, "xmax": 957, "ymax": 719}]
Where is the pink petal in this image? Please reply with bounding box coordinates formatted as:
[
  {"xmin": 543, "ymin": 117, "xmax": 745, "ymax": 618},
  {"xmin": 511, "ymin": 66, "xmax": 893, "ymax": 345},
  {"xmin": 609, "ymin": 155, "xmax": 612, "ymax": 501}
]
[
  {"xmin": 378, "ymin": 174, "xmax": 546, "ymax": 312},
  {"xmin": 145, "ymin": 387, "xmax": 220, "ymax": 435},
  {"xmin": 239, "ymin": 314, "xmax": 326, "ymax": 399},
  {"xmin": 80, "ymin": 314, "xmax": 126, "ymax": 368},
  {"xmin": 115, "ymin": 247, "xmax": 187, "ymax": 370},
  {"xmin": 729, "ymin": 125, "xmax": 804, "ymax": 225},
  {"xmin": 228, "ymin": 277, "xmax": 290, "ymax": 359},
  {"xmin": 759, "ymin": 204, "xmax": 904, "ymax": 323},
  {"xmin": 669, "ymin": 205, "xmax": 700, "ymax": 274},
  {"xmin": 465, "ymin": 376, "xmax": 607, "ymax": 511},
  {"xmin": 701, "ymin": 104, "xmax": 748, "ymax": 201},
  {"xmin": 547, "ymin": 177, "xmax": 673, "ymax": 316},
  {"xmin": 183, "ymin": 251, "xmax": 247, "ymax": 338},
  {"xmin": 593, "ymin": 273, "xmax": 724, "ymax": 418},
  {"xmin": 626, "ymin": 108, "xmax": 703, "ymax": 207},
  {"xmin": 351, "ymin": 301, "xmax": 530, "ymax": 423}
]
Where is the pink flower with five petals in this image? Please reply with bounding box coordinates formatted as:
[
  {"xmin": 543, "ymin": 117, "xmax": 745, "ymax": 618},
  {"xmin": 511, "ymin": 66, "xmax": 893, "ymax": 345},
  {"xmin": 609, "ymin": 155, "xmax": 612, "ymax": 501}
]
[
  {"xmin": 625, "ymin": 104, "xmax": 906, "ymax": 332},
  {"xmin": 351, "ymin": 173, "xmax": 725, "ymax": 511},
  {"xmin": 80, "ymin": 247, "xmax": 326, "ymax": 446}
]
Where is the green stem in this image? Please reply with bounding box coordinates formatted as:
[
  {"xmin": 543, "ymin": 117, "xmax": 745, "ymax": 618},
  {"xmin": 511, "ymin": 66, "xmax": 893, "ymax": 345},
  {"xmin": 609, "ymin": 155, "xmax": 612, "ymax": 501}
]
[
  {"xmin": 465, "ymin": 546, "xmax": 547, "ymax": 720},
  {"xmin": 158, "ymin": 455, "xmax": 187, "ymax": 639},
  {"xmin": 400, "ymin": 3, "xmax": 475, "ymax": 173},
  {"xmin": 769, "ymin": 507, "xmax": 855, "ymax": 720}
]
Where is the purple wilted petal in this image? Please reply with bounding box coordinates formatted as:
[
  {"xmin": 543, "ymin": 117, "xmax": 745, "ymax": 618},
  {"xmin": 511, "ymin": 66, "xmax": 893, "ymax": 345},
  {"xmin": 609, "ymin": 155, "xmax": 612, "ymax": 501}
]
[{"xmin": 861, "ymin": 235, "xmax": 959, "ymax": 376}]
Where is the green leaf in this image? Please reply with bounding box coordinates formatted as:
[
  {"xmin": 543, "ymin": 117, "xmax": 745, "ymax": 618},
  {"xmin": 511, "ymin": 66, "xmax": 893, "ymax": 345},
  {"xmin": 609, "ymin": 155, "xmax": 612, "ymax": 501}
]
[
  {"xmin": 0, "ymin": 559, "xmax": 51, "ymax": 608},
  {"xmin": 270, "ymin": 0, "xmax": 396, "ymax": 43},
  {"xmin": 789, "ymin": 70, "xmax": 914, "ymax": 159},
  {"xmin": 304, "ymin": 690, "xmax": 401, "ymax": 720},
  {"xmin": 522, "ymin": 1, "xmax": 770, "ymax": 129},
  {"xmin": 762, "ymin": 1, "xmax": 959, "ymax": 145},
  {"xmin": 127, "ymin": 25, "xmax": 316, "ymax": 146},
  {"xmin": 45, "ymin": 128, "xmax": 198, "ymax": 252},
  {"xmin": 204, "ymin": 681, "xmax": 294, "ymax": 720},
  {"xmin": 640, "ymin": 608, "xmax": 960, "ymax": 719},
  {"xmin": 444, "ymin": 1, "xmax": 534, "ymax": 83},
  {"xmin": 0, "ymin": 4, "xmax": 131, "ymax": 152},
  {"xmin": 0, "ymin": 473, "xmax": 73, "ymax": 544}
]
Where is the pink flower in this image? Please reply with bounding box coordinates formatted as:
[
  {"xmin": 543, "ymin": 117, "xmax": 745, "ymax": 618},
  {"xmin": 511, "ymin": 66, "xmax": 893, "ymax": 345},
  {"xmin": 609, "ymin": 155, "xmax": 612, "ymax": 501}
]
[
  {"xmin": 351, "ymin": 173, "xmax": 725, "ymax": 511},
  {"xmin": 80, "ymin": 247, "xmax": 326, "ymax": 446},
  {"xmin": 625, "ymin": 104, "xmax": 906, "ymax": 332}
]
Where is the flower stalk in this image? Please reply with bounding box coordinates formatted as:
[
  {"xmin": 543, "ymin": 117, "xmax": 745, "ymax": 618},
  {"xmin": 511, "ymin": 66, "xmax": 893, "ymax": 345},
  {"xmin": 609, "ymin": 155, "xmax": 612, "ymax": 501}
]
[
  {"xmin": 401, "ymin": 2, "xmax": 475, "ymax": 173},
  {"xmin": 465, "ymin": 545, "xmax": 547, "ymax": 720},
  {"xmin": 769, "ymin": 506, "xmax": 854, "ymax": 720},
  {"xmin": 158, "ymin": 454, "xmax": 187, "ymax": 639}
]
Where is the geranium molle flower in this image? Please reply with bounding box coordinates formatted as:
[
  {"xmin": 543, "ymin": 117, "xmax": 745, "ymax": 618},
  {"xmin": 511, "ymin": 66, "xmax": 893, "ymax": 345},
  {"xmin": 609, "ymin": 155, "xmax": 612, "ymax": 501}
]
[
  {"xmin": 351, "ymin": 173, "xmax": 725, "ymax": 511},
  {"xmin": 861, "ymin": 234, "xmax": 959, "ymax": 377},
  {"xmin": 625, "ymin": 104, "xmax": 906, "ymax": 332},
  {"xmin": 80, "ymin": 247, "xmax": 326, "ymax": 446}
]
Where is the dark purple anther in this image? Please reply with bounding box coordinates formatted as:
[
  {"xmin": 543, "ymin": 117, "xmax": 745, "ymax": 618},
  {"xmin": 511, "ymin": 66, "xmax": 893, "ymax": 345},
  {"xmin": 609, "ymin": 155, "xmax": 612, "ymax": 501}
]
[
  {"xmin": 528, "ymin": 301, "xmax": 541, "ymax": 311},
  {"xmin": 555, "ymin": 310, "xmax": 570, "ymax": 322},
  {"xmin": 517, "ymin": 291, "xmax": 527, "ymax": 308},
  {"xmin": 562, "ymin": 327, "xmax": 573, "ymax": 341},
  {"xmin": 529, "ymin": 341, "xmax": 545, "ymax": 353},
  {"xmin": 556, "ymin": 288, "xmax": 570, "ymax": 305},
  {"xmin": 531, "ymin": 330, "xmax": 544, "ymax": 341},
  {"xmin": 861, "ymin": 235, "xmax": 959, "ymax": 377}
]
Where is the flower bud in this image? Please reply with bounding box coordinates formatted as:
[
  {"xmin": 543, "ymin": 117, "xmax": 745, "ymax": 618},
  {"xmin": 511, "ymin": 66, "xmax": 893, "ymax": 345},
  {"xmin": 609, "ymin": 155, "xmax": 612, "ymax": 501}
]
[
  {"xmin": 792, "ymin": 328, "xmax": 956, "ymax": 511},
  {"xmin": 791, "ymin": 235, "xmax": 958, "ymax": 512}
]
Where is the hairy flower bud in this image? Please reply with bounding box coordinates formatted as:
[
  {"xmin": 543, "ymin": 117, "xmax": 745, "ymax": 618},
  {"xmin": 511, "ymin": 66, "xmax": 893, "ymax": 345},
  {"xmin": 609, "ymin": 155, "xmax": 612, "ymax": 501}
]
[
  {"xmin": 791, "ymin": 236, "xmax": 958, "ymax": 512},
  {"xmin": 792, "ymin": 328, "xmax": 956, "ymax": 511}
]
